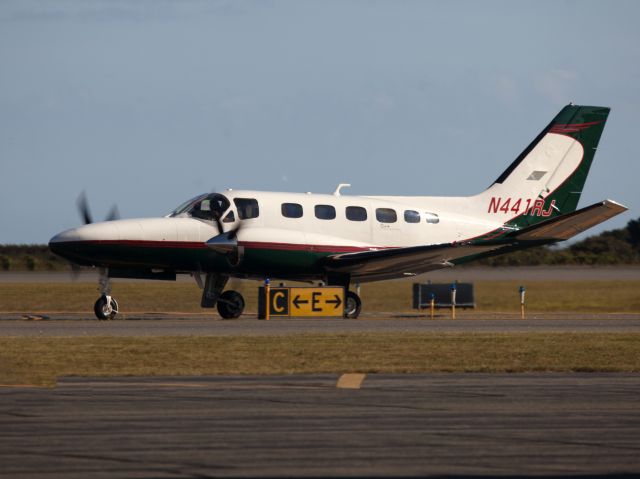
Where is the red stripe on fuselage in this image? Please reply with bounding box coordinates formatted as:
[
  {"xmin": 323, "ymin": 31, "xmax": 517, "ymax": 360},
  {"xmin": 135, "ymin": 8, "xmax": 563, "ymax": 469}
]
[
  {"xmin": 80, "ymin": 240, "xmax": 208, "ymax": 249},
  {"xmin": 238, "ymin": 241, "xmax": 376, "ymax": 253},
  {"xmin": 72, "ymin": 239, "xmax": 386, "ymax": 254}
]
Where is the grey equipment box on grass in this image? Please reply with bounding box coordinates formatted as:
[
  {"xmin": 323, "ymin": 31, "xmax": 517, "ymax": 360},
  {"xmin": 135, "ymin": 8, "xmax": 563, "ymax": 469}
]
[{"xmin": 413, "ymin": 283, "xmax": 475, "ymax": 309}]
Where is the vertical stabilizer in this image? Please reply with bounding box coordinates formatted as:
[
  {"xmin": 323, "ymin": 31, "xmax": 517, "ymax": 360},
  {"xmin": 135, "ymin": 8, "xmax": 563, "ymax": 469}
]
[{"xmin": 479, "ymin": 104, "xmax": 610, "ymax": 229}]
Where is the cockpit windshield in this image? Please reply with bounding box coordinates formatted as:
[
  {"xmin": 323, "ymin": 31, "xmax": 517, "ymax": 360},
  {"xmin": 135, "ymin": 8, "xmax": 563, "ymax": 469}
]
[{"xmin": 169, "ymin": 193, "xmax": 231, "ymax": 221}]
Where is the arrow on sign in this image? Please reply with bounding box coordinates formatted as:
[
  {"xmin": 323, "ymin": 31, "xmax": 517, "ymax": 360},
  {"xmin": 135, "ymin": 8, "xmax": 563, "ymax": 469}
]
[
  {"xmin": 325, "ymin": 294, "xmax": 342, "ymax": 309},
  {"xmin": 292, "ymin": 295, "xmax": 309, "ymax": 309}
]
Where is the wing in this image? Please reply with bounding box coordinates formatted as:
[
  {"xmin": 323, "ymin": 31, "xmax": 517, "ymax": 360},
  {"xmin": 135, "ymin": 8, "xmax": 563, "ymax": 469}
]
[
  {"xmin": 323, "ymin": 199, "xmax": 627, "ymax": 282},
  {"xmin": 323, "ymin": 242, "xmax": 504, "ymax": 281}
]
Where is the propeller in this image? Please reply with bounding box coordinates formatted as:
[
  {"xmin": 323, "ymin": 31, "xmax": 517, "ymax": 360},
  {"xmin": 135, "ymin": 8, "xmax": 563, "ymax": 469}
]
[
  {"xmin": 76, "ymin": 191, "xmax": 120, "ymax": 225},
  {"xmin": 207, "ymin": 213, "xmax": 243, "ymax": 254},
  {"xmin": 105, "ymin": 204, "xmax": 120, "ymax": 222},
  {"xmin": 77, "ymin": 191, "xmax": 93, "ymax": 225}
]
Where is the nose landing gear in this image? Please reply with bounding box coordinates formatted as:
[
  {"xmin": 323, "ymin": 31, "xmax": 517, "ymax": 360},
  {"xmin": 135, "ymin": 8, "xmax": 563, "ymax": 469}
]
[
  {"xmin": 94, "ymin": 294, "xmax": 119, "ymax": 320},
  {"xmin": 93, "ymin": 267, "xmax": 118, "ymax": 320}
]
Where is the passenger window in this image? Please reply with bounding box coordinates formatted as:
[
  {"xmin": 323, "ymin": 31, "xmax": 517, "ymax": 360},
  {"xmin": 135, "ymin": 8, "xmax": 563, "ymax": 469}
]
[
  {"xmin": 281, "ymin": 203, "xmax": 303, "ymax": 218},
  {"xmin": 376, "ymin": 208, "xmax": 397, "ymax": 223},
  {"xmin": 404, "ymin": 210, "xmax": 420, "ymax": 223},
  {"xmin": 315, "ymin": 204, "xmax": 336, "ymax": 220},
  {"xmin": 346, "ymin": 206, "xmax": 367, "ymax": 221},
  {"xmin": 425, "ymin": 212, "xmax": 439, "ymax": 224},
  {"xmin": 233, "ymin": 198, "xmax": 259, "ymax": 219},
  {"xmin": 223, "ymin": 211, "xmax": 235, "ymax": 223}
]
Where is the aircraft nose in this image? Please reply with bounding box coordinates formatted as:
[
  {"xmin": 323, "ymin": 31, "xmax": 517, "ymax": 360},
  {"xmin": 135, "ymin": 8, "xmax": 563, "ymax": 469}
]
[
  {"xmin": 49, "ymin": 228, "xmax": 82, "ymax": 244},
  {"xmin": 49, "ymin": 227, "xmax": 83, "ymax": 259},
  {"xmin": 49, "ymin": 222, "xmax": 120, "ymax": 264}
]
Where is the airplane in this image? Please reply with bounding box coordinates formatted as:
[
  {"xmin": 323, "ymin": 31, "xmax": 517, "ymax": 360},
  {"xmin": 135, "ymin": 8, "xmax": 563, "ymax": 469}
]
[{"xmin": 49, "ymin": 104, "xmax": 627, "ymax": 320}]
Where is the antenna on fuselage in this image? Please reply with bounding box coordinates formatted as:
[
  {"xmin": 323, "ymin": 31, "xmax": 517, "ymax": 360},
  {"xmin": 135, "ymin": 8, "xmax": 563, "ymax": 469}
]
[{"xmin": 333, "ymin": 183, "xmax": 351, "ymax": 196}]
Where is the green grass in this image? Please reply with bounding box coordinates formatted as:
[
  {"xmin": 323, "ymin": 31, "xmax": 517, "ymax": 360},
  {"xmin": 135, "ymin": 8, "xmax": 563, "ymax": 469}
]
[
  {"xmin": 2, "ymin": 280, "xmax": 639, "ymax": 313},
  {"xmin": 1, "ymin": 333, "xmax": 639, "ymax": 386}
]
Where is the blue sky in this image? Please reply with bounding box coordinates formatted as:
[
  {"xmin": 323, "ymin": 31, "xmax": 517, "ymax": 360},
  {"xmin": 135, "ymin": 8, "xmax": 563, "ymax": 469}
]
[{"xmin": 1, "ymin": 0, "xmax": 638, "ymax": 243}]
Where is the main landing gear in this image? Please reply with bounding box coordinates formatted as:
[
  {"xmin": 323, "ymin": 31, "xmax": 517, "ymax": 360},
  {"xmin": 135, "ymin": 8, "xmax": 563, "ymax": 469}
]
[
  {"xmin": 217, "ymin": 290, "xmax": 245, "ymax": 319},
  {"xmin": 344, "ymin": 291, "xmax": 362, "ymax": 319},
  {"xmin": 94, "ymin": 268, "xmax": 118, "ymax": 320},
  {"xmin": 327, "ymin": 273, "xmax": 361, "ymax": 319},
  {"xmin": 198, "ymin": 272, "xmax": 245, "ymax": 319}
]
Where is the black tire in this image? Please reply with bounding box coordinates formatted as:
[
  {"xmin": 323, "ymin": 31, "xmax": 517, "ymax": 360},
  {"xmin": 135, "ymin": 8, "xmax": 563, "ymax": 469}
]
[
  {"xmin": 94, "ymin": 295, "xmax": 119, "ymax": 320},
  {"xmin": 217, "ymin": 290, "xmax": 245, "ymax": 319},
  {"xmin": 344, "ymin": 291, "xmax": 361, "ymax": 319}
]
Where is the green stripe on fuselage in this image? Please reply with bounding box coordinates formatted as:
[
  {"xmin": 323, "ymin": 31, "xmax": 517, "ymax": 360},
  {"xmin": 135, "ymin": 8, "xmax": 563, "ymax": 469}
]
[{"xmin": 62, "ymin": 241, "xmax": 334, "ymax": 278}]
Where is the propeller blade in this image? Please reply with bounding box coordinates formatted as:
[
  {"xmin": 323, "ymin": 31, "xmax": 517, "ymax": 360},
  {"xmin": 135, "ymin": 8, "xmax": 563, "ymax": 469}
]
[
  {"xmin": 77, "ymin": 191, "xmax": 93, "ymax": 225},
  {"xmin": 70, "ymin": 262, "xmax": 81, "ymax": 280},
  {"xmin": 214, "ymin": 216, "xmax": 224, "ymax": 236},
  {"xmin": 228, "ymin": 222, "xmax": 242, "ymax": 240},
  {"xmin": 105, "ymin": 204, "xmax": 120, "ymax": 222}
]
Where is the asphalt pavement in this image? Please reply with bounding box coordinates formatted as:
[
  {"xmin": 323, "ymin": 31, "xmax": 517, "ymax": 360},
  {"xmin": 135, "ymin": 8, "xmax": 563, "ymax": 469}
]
[
  {"xmin": 1, "ymin": 373, "xmax": 639, "ymax": 478},
  {"xmin": 2, "ymin": 315, "xmax": 640, "ymax": 336}
]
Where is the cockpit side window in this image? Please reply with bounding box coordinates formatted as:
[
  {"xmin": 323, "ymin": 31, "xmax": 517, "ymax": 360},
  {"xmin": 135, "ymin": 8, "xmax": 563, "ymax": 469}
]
[
  {"xmin": 169, "ymin": 193, "xmax": 231, "ymax": 221},
  {"xmin": 223, "ymin": 211, "xmax": 235, "ymax": 223},
  {"xmin": 190, "ymin": 194, "xmax": 230, "ymax": 221},
  {"xmin": 169, "ymin": 194, "xmax": 208, "ymax": 217},
  {"xmin": 234, "ymin": 198, "xmax": 259, "ymax": 219}
]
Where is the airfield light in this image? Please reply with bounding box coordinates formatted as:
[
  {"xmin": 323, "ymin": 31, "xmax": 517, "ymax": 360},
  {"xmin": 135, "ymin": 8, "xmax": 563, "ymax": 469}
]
[{"xmin": 429, "ymin": 292, "xmax": 435, "ymax": 320}]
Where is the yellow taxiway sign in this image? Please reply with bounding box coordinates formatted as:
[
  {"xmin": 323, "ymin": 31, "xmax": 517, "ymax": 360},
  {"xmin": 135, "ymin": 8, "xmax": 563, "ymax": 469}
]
[{"xmin": 258, "ymin": 286, "xmax": 344, "ymax": 318}]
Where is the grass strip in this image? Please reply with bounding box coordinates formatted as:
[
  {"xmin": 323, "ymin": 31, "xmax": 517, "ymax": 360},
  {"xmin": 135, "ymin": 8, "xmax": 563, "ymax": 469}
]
[
  {"xmin": 2, "ymin": 280, "xmax": 639, "ymax": 313},
  {"xmin": 1, "ymin": 333, "xmax": 639, "ymax": 387}
]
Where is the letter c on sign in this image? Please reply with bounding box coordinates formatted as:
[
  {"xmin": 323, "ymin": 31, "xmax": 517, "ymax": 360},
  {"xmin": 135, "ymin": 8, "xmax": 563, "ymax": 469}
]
[{"xmin": 272, "ymin": 291, "xmax": 285, "ymax": 313}]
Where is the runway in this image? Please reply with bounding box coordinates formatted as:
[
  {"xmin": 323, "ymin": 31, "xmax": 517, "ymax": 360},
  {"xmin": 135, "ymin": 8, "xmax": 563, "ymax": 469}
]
[
  {"xmin": 1, "ymin": 374, "xmax": 639, "ymax": 478},
  {"xmin": 2, "ymin": 315, "xmax": 640, "ymax": 336}
]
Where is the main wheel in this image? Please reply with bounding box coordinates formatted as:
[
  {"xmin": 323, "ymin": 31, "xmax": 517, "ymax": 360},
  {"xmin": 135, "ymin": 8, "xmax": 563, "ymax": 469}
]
[
  {"xmin": 94, "ymin": 295, "xmax": 119, "ymax": 320},
  {"xmin": 217, "ymin": 290, "xmax": 245, "ymax": 319},
  {"xmin": 344, "ymin": 291, "xmax": 361, "ymax": 319}
]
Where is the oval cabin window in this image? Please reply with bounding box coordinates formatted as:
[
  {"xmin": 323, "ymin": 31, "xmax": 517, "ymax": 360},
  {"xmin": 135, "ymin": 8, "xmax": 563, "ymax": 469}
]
[{"xmin": 376, "ymin": 208, "xmax": 397, "ymax": 223}]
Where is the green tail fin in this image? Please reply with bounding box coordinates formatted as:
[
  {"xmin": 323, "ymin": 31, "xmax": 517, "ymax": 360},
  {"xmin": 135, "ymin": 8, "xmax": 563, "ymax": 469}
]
[{"xmin": 487, "ymin": 104, "xmax": 610, "ymax": 229}]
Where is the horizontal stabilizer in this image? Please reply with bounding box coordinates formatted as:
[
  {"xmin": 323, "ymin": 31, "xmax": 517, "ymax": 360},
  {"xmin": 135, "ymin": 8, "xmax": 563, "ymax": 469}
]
[{"xmin": 512, "ymin": 199, "xmax": 628, "ymax": 241}]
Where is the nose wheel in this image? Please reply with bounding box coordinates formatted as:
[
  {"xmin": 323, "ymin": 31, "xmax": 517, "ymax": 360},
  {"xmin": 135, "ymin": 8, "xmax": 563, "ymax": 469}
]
[
  {"xmin": 93, "ymin": 267, "xmax": 118, "ymax": 320},
  {"xmin": 94, "ymin": 294, "xmax": 119, "ymax": 320}
]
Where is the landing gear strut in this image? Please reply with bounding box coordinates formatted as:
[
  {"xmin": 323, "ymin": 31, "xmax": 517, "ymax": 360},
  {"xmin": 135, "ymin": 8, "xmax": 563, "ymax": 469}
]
[{"xmin": 94, "ymin": 268, "xmax": 118, "ymax": 320}]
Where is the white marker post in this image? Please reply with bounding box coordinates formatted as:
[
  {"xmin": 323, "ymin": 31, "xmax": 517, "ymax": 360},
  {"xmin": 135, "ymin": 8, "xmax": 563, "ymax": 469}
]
[
  {"xmin": 519, "ymin": 285, "xmax": 526, "ymax": 320},
  {"xmin": 451, "ymin": 283, "xmax": 457, "ymax": 320}
]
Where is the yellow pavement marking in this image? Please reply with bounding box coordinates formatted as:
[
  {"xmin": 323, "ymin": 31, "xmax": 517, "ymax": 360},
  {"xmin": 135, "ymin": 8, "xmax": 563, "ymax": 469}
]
[
  {"xmin": 0, "ymin": 384, "xmax": 51, "ymax": 389},
  {"xmin": 336, "ymin": 373, "xmax": 366, "ymax": 389}
]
